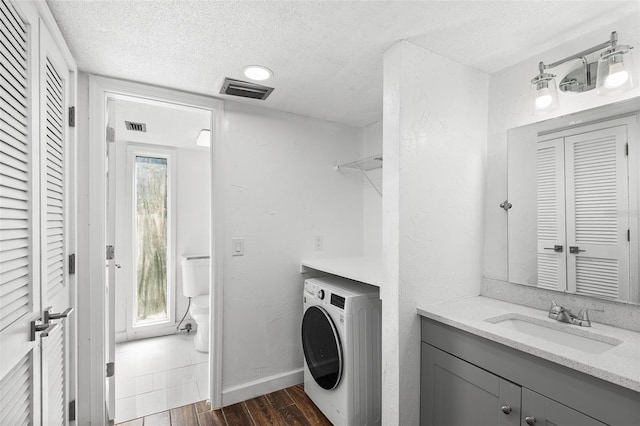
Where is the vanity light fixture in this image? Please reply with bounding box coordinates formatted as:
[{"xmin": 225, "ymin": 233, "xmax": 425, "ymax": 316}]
[
  {"xmin": 196, "ymin": 129, "xmax": 211, "ymax": 147},
  {"xmin": 530, "ymin": 31, "xmax": 635, "ymax": 114},
  {"xmin": 243, "ymin": 65, "xmax": 273, "ymax": 81}
]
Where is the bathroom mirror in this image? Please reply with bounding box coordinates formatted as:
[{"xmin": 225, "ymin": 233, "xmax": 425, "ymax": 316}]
[{"xmin": 507, "ymin": 99, "xmax": 640, "ymax": 304}]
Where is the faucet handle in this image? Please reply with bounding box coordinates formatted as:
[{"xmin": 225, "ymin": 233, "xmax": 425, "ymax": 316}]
[
  {"xmin": 577, "ymin": 307, "xmax": 603, "ymax": 321},
  {"xmin": 574, "ymin": 307, "xmax": 603, "ymax": 327}
]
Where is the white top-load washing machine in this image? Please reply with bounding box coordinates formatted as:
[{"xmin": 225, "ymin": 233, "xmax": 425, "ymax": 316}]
[{"xmin": 302, "ymin": 276, "xmax": 381, "ymax": 426}]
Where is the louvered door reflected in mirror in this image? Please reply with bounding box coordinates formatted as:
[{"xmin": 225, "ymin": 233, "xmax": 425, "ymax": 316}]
[{"xmin": 507, "ymin": 111, "xmax": 639, "ymax": 304}]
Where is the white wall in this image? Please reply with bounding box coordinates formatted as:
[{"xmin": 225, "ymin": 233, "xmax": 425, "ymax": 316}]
[
  {"xmin": 382, "ymin": 41, "xmax": 489, "ymax": 424},
  {"xmin": 175, "ymin": 149, "xmax": 210, "ymax": 321},
  {"xmin": 221, "ymin": 101, "xmax": 364, "ymax": 396},
  {"xmin": 363, "ymin": 120, "xmax": 382, "ymax": 259},
  {"xmin": 483, "ymin": 13, "xmax": 640, "ymax": 282}
]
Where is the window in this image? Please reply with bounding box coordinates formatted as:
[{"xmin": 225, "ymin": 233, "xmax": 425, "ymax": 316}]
[
  {"xmin": 134, "ymin": 156, "xmax": 168, "ymax": 323},
  {"xmin": 128, "ymin": 147, "xmax": 175, "ymax": 329}
]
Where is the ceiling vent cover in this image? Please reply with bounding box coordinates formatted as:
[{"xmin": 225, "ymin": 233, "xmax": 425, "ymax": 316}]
[
  {"xmin": 125, "ymin": 121, "xmax": 147, "ymax": 132},
  {"xmin": 220, "ymin": 78, "xmax": 274, "ymax": 100}
]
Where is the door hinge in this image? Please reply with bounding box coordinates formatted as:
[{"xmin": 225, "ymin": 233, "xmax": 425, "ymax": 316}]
[
  {"xmin": 68, "ymin": 106, "xmax": 75, "ymax": 127},
  {"xmin": 628, "ymin": 229, "xmax": 631, "ymax": 242},
  {"xmin": 106, "ymin": 362, "xmax": 115, "ymax": 378},
  {"xmin": 106, "ymin": 126, "xmax": 115, "ymax": 143},
  {"xmin": 68, "ymin": 253, "xmax": 76, "ymax": 274},
  {"xmin": 106, "ymin": 245, "xmax": 115, "ymax": 261},
  {"xmin": 625, "ymin": 143, "xmax": 629, "ymax": 156},
  {"xmin": 69, "ymin": 400, "xmax": 76, "ymax": 421}
]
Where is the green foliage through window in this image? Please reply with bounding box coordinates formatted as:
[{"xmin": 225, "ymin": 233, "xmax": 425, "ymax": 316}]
[{"xmin": 135, "ymin": 156, "xmax": 168, "ymax": 323}]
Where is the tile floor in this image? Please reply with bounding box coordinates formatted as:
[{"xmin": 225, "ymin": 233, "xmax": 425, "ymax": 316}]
[{"xmin": 115, "ymin": 333, "xmax": 209, "ymax": 423}]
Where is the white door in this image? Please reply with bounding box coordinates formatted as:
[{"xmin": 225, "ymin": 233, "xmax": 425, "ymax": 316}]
[
  {"xmin": 565, "ymin": 125, "xmax": 630, "ymax": 300},
  {"xmin": 536, "ymin": 137, "xmax": 567, "ymax": 292},
  {"xmin": 0, "ymin": 0, "xmax": 42, "ymax": 424},
  {"xmin": 1, "ymin": 1, "xmax": 75, "ymax": 424},
  {"xmin": 39, "ymin": 20, "xmax": 74, "ymax": 425}
]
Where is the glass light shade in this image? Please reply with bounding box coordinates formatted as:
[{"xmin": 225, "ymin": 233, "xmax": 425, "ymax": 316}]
[
  {"xmin": 529, "ymin": 75, "xmax": 559, "ymax": 115},
  {"xmin": 196, "ymin": 129, "xmax": 211, "ymax": 147},
  {"xmin": 596, "ymin": 48, "xmax": 635, "ymax": 95},
  {"xmin": 243, "ymin": 65, "xmax": 273, "ymax": 81}
]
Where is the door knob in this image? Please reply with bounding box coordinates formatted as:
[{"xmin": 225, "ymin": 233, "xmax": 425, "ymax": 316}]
[
  {"xmin": 543, "ymin": 245, "xmax": 563, "ymax": 252},
  {"xmin": 569, "ymin": 246, "xmax": 586, "ymax": 254},
  {"xmin": 525, "ymin": 416, "xmax": 536, "ymax": 425},
  {"xmin": 30, "ymin": 319, "xmax": 58, "ymax": 341},
  {"xmin": 44, "ymin": 307, "xmax": 74, "ymax": 323},
  {"xmin": 500, "ymin": 405, "xmax": 512, "ymax": 414}
]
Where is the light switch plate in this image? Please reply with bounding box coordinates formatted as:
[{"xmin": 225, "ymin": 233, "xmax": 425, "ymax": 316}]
[{"xmin": 232, "ymin": 238, "xmax": 244, "ymax": 256}]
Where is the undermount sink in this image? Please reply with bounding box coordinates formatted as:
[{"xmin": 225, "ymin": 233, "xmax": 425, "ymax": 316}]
[{"xmin": 485, "ymin": 313, "xmax": 623, "ymax": 354}]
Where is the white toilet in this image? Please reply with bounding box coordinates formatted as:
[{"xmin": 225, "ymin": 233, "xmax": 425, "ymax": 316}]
[{"xmin": 181, "ymin": 255, "xmax": 210, "ymax": 352}]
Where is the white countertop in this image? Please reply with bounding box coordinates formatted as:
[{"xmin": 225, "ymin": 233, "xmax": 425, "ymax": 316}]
[
  {"xmin": 418, "ymin": 296, "xmax": 640, "ymax": 393},
  {"xmin": 300, "ymin": 257, "xmax": 382, "ymax": 287}
]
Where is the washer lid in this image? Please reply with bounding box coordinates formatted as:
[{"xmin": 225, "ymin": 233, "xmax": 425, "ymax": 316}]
[{"xmin": 301, "ymin": 306, "xmax": 342, "ymax": 390}]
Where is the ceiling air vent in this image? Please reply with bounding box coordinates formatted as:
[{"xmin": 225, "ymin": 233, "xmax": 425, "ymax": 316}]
[
  {"xmin": 125, "ymin": 121, "xmax": 147, "ymax": 132},
  {"xmin": 220, "ymin": 77, "xmax": 274, "ymax": 100}
]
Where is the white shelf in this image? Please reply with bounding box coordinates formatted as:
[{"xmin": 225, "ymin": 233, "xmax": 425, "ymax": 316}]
[
  {"xmin": 334, "ymin": 153, "xmax": 383, "ymax": 196},
  {"xmin": 300, "ymin": 257, "xmax": 382, "ymax": 287},
  {"xmin": 334, "ymin": 153, "xmax": 383, "ymax": 172}
]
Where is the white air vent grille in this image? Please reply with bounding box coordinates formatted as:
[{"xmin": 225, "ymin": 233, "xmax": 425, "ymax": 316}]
[
  {"xmin": 220, "ymin": 78, "xmax": 274, "ymax": 100},
  {"xmin": 125, "ymin": 121, "xmax": 146, "ymax": 132}
]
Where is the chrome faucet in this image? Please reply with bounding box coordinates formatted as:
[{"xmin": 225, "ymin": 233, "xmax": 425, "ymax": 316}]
[{"xmin": 546, "ymin": 301, "xmax": 603, "ymax": 327}]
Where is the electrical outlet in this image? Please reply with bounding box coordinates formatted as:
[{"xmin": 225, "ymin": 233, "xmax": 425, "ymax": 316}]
[{"xmin": 314, "ymin": 235, "xmax": 324, "ymax": 252}]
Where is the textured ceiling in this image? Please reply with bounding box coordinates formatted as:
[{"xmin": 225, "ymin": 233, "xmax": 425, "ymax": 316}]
[{"xmin": 47, "ymin": 1, "xmax": 638, "ymax": 127}]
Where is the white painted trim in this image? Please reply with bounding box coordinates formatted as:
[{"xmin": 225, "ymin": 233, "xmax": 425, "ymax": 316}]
[
  {"xmin": 221, "ymin": 369, "xmax": 304, "ymax": 407},
  {"xmin": 86, "ymin": 75, "xmax": 224, "ymax": 423}
]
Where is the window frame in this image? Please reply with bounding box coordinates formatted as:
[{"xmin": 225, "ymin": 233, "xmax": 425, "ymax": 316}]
[{"xmin": 126, "ymin": 144, "xmax": 177, "ymax": 333}]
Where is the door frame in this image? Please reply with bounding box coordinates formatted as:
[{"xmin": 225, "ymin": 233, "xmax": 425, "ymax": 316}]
[{"xmin": 86, "ymin": 75, "xmax": 225, "ymax": 423}]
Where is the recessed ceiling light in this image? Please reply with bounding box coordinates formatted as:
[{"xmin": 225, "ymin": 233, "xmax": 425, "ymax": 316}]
[
  {"xmin": 243, "ymin": 65, "xmax": 273, "ymax": 81},
  {"xmin": 196, "ymin": 129, "xmax": 211, "ymax": 147}
]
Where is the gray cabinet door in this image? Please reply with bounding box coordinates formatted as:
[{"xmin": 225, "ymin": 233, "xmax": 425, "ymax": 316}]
[
  {"xmin": 521, "ymin": 388, "xmax": 606, "ymax": 426},
  {"xmin": 421, "ymin": 343, "xmax": 521, "ymax": 426}
]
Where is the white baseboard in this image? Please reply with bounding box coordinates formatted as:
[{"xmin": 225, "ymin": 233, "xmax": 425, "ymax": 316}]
[{"xmin": 221, "ymin": 368, "xmax": 304, "ymax": 407}]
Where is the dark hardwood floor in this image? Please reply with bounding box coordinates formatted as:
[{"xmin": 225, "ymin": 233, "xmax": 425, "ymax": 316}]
[{"xmin": 116, "ymin": 384, "xmax": 332, "ymax": 426}]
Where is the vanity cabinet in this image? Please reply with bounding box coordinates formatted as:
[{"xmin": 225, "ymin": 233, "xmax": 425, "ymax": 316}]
[
  {"xmin": 521, "ymin": 388, "xmax": 604, "ymax": 426},
  {"xmin": 422, "ymin": 344, "xmax": 604, "ymax": 426},
  {"xmin": 421, "ymin": 317, "xmax": 640, "ymax": 426},
  {"xmin": 422, "ymin": 343, "xmax": 521, "ymax": 426}
]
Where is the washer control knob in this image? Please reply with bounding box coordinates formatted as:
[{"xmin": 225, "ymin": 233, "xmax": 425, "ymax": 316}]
[{"xmin": 317, "ymin": 289, "xmax": 325, "ymax": 300}]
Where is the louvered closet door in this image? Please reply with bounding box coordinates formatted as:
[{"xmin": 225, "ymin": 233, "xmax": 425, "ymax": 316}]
[
  {"xmin": 565, "ymin": 126, "xmax": 630, "ymax": 300},
  {"xmin": 39, "ymin": 21, "xmax": 72, "ymax": 426},
  {"xmin": 536, "ymin": 138, "xmax": 567, "ymax": 292},
  {"xmin": 0, "ymin": 0, "xmax": 42, "ymax": 424}
]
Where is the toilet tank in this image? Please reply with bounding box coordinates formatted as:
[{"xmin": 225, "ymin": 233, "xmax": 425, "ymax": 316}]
[{"xmin": 181, "ymin": 255, "xmax": 210, "ymax": 297}]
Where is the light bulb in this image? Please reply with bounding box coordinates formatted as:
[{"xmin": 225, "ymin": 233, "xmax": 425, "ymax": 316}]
[
  {"xmin": 243, "ymin": 65, "xmax": 273, "ymax": 81},
  {"xmin": 604, "ymin": 61, "xmax": 629, "ymax": 89},
  {"xmin": 535, "ymin": 87, "xmax": 553, "ymax": 110}
]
